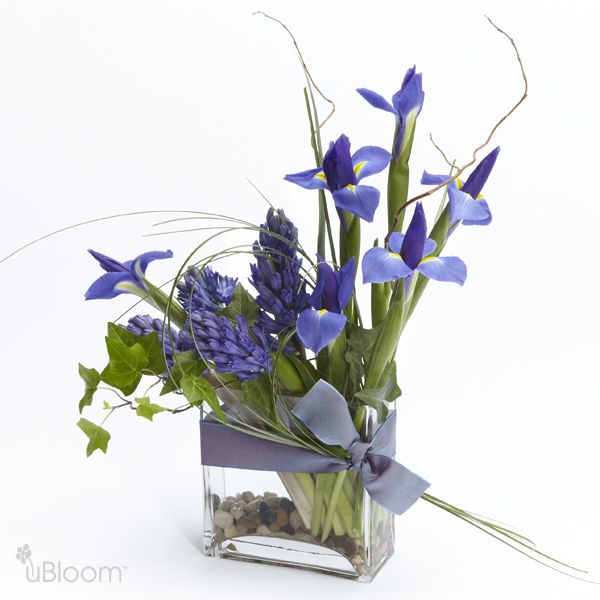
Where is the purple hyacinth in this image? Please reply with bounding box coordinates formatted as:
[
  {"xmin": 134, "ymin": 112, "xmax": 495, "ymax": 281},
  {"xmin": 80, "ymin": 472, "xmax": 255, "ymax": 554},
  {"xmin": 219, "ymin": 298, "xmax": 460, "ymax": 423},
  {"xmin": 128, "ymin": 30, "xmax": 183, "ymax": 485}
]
[
  {"xmin": 179, "ymin": 311, "xmax": 272, "ymax": 381},
  {"xmin": 125, "ymin": 314, "xmax": 186, "ymax": 367},
  {"xmin": 177, "ymin": 266, "xmax": 237, "ymax": 313},
  {"xmin": 249, "ymin": 208, "xmax": 309, "ymax": 336}
]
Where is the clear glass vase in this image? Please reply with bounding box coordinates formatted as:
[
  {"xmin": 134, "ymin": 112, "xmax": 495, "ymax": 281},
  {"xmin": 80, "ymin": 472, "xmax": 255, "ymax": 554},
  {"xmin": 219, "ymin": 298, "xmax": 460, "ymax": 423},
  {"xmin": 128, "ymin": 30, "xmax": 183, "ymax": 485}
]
[{"xmin": 201, "ymin": 409, "xmax": 395, "ymax": 582}]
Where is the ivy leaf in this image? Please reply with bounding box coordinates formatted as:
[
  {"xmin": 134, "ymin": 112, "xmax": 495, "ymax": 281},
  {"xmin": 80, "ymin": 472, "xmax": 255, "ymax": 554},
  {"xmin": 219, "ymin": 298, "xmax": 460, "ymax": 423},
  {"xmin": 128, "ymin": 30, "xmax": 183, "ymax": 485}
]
[
  {"xmin": 354, "ymin": 362, "xmax": 401, "ymax": 421},
  {"xmin": 135, "ymin": 397, "xmax": 168, "ymax": 421},
  {"xmin": 102, "ymin": 400, "xmax": 112, "ymax": 410},
  {"xmin": 78, "ymin": 364, "xmax": 101, "ymax": 413},
  {"xmin": 352, "ymin": 393, "xmax": 388, "ymax": 421},
  {"xmin": 220, "ymin": 283, "xmax": 259, "ymax": 326},
  {"xmin": 101, "ymin": 337, "xmax": 148, "ymax": 396},
  {"xmin": 347, "ymin": 324, "xmax": 381, "ymax": 368},
  {"xmin": 345, "ymin": 324, "xmax": 382, "ymax": 393},
  {"xmin": 241, "ymin": 375, "xmax": 278, "ymax": 424},
  {"xmin": 160, "ymin": 350, "xmax": 208, "ymax": 395},
  {"xmin": 180, "ymin": 374, "xmax": 225, "ymax": 422},
  {"xmin": 77, "ymin": 418, "xmax": 111, "ymax": 457},
  {"xmin": 107, "ymin": 322, "xmax": 167, "ymax": 375}
]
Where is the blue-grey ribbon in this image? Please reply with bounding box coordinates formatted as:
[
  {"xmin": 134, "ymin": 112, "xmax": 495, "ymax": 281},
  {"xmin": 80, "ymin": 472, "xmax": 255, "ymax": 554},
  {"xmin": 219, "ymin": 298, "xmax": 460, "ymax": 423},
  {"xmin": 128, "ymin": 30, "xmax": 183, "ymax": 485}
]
[{"xmin": 200, "ymin": 380, "xmax": 430, "ymax": 516}]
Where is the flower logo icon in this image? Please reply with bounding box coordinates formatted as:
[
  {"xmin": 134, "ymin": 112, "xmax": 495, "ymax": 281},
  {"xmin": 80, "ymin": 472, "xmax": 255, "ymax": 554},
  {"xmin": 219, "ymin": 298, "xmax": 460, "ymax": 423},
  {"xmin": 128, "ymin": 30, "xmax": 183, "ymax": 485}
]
[{"xmin": 16, "ymin": 544, "xmax": 32, "ymax": 564}]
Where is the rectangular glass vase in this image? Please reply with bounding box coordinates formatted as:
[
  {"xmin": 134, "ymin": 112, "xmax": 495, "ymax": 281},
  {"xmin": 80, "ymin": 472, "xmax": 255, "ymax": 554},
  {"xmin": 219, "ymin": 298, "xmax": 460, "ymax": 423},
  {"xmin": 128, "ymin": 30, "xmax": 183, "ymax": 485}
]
[{"xmin": 202, "ymin": 465, "xmax": 395, "ymax": 581}]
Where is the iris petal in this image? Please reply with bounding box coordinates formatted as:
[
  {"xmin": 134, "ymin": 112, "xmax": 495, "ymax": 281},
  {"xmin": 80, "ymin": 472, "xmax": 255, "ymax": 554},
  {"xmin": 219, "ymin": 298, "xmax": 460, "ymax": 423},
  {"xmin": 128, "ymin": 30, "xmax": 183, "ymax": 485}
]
[
  {"xmin": 420, "ymin": 171, "xmax": 455, "ymax": 187},
  {"xmin": 84, "ymin": 272, "xmax": 136, "ymax": 300},
  {"xmin": 309, "ymin": 260, "xmax": 339, "ymax": 312},
  {"xmin": 394, "ymin": 232, "xmax": 435, "ymax": 257},
  {"xmin": 336, "ymin": 257, "xmax": 356, "ymax": 311},
  {"xmin": 323, "ymin": 135, "xmax": 356, "ymax": 190},
  {"xmin": 362, "ymin": 247, "xmax": 413, "ymax": 284},
  {"xmin": 400, "ymin": 202, "xmax": 427, "ymax": 269},
  {"xmin": 356, "ymin": 88, "xmax": 397, "ymax": 115},
  {"xmin": 461, "ymin": 146, "xmax": 500, "ymax": 199},
  {"xmin": 391, "ymin": 68, "xmax": 425, "ymax": 157},
  {"xmin": 448, "ymin": 186, "xmax": 491, "ymax": 223},
  {"xmin": 416, "ymin": 256, "xmax": 467, "ymax": 285},
  {"xmin": 135, "ymin": 250, "xmax": 174, "ymax": 276},
  {"xmin": 423, "ymin": 238, "xmax": 437, "ymax": 257},
  {"xmin": 388, "ymin": 232, "xmax": 404, "ymax": 254},
  {"xmin": 296, "ymin": 309, "xmax": 347, "ymax": 354},
  {"xmin": 462, "ymin": 198, "xmax": 493, "ymax": 226},
  {"xmin": 392, "ymin": 69, "xmax": 424, "ymax": 120},
  {"xmin": 87, "ymin": 249, "xmax": 127, "ymax": 273},
  {"xmin": 351, "ymin": 146, "xmax": 392, "ymax": 182},
  {"xmin": 284, "ymin": 167, "xmax": 329, "ymax": 190},
  {"xmin": 332, "ymin": 185, "xmax": 380, "ymax": 222}
]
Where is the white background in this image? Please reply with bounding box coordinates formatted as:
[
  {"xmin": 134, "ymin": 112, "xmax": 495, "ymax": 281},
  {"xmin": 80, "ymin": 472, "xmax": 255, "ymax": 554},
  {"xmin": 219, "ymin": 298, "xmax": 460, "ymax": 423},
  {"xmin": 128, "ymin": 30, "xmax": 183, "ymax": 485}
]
[{"xmin": 0, "ymin": 1, "xmax": 599, "ymax": 598}]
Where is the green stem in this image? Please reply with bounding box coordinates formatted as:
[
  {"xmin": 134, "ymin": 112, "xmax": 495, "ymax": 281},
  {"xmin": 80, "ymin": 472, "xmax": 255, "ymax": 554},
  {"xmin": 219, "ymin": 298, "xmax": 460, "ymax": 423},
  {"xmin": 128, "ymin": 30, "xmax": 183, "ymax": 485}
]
[
  {"xmin": 303, "ymin": 87, "xmax": 337, "ymax": 265},
  {"xmin": 339, "ymin": 213, "xmax": 361, "ymax": 324},
  {"xmin": 370, "ymin": 241, "xmax": 390, "ymax": 327},
  {"xmin": 387, "ymin": 156, "xmax": 409, "ymax": 233},
  {"xmin": 278, "ymin": 472, "xmax": 314, "ymax": 531},
  {"xmin": 353, "ymin": 480, "xmax": 364, "ymax": 536},
  {"xmin": 328, "ymin": 328, "xmax": 348, "ymax": 395},
  {"xmin": 365, "ymin": 281, "xmax": 406, "ymax": 389},
  {"xmin": 311, "ymin": 474, "xmax": 327, "ymax": 537},
  {"xmin": 143, "ymin": 280, "xmax": 187, "ymax": 329},
  {"xmin": 321, "ymin": 471, "xmax": 347, "ymax": 542}
]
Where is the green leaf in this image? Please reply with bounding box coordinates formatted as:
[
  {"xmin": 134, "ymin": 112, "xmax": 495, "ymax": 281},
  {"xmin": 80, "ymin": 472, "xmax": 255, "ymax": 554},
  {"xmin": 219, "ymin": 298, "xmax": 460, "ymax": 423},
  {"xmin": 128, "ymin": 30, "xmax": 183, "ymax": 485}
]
[
  {"xmin": 354, "ymin": 362, "xmax": 401, "ymax": 421},
  {"xmin": 160, "ymin": 350, "xmax": 208, "ymax": 395},
  {"xmin": 77, "ymin": 418, "xmax": 111, "ymax": 457},
  {"xmin": 78, "ymin": 364, "xmax": 101, "ymax": 413},
  {"xmin": 180, "ymin": 374, "xmax": 225, "ymax": 421},
  {"xmin": 345, "ymin": 347, "xmax": 364, "ymax": 393},
  {"xmin": 220, "ymin": 283, "xmax": 259, "ymax": 326},
  {"xmin": 102, "ymin": 400, "xmax": 111, "ymax": 410},
  {"xmin": 101, "ymin": 337, "xmax": 148, "ymax": 396},
  {"xmin": 347, "ymin": 324, "xmax": 381, "ymax": 364},
  {"xmin": 345, "ymin": 324, "xmax": 381, "ymax": 392},
  {"xmin": 107, "ymin": 322, "xmax": 167, "ymax": 375},
  {"xmin": 241, "ymin": 375, "xmax": 278, "ymax": 424},
  {"xmin": 135, "ymin": 396, "xmax": 168, "ymax": 421},
  {"xmin": 282, "ymin": 354, "xmax": 318, "ymax": 391}
]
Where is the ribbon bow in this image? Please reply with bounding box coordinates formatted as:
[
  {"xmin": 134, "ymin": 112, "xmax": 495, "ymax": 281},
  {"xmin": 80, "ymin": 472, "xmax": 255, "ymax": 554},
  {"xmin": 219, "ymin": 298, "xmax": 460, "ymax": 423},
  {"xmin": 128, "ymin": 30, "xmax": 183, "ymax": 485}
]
[
  {"xmin": 291, "ymin": 380, "xmax": 429, "ymax": 515},
  {"xmin": 200, "ymin": 379, "xmax": 429, "ymax": 516}
]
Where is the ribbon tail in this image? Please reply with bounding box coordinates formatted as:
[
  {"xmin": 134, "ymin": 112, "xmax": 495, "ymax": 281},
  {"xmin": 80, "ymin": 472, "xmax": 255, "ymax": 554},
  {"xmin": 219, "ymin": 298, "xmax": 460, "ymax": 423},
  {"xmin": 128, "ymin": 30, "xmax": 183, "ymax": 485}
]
[{"xmin": 362, "ymin": 454, "xmax": 430, "ymax": 515}]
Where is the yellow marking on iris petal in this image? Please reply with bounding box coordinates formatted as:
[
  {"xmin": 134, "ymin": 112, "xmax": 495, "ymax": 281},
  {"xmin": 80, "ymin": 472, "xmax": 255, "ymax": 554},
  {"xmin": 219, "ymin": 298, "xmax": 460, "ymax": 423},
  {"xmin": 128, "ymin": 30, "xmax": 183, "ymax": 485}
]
[
  {"xmin": 353, "ymin": 161, "xmax": 365, "ymax": 175},
  {"xmin": 318, "ymin": 309, "xmax": 328, "ymax": 316},
  {"xmin": 390, "ymin": 252, "xmax": 402, "ymax": 259},
  {"xmin": 115, "ymin": 281, "xmax": 143, "ymax": 294},
  {"xmin": 419, "ymin": 256, "xmax": 437, "ymax": 264},
  {"xmin": 315, "ymin": 172, "xmax": 327, "ymax": 181},
  {"xmin": 476, "ymin": 193, "xmax": 484, "ymax": 200},
  {"xmin": 455, "ymin": 178, "xmax": 463, "ymax": 190},
  {"xmin": 346, "ymin": 184, "xmax": 356, "ymax": 191}
]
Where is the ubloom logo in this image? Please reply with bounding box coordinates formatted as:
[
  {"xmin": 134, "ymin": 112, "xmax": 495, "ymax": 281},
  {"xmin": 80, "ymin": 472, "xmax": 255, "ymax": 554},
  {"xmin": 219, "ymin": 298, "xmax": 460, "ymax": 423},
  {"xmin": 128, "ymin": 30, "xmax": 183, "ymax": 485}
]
[{"xmin": 15, "ymin": 543, "xmax": 127, "ymax": 584}]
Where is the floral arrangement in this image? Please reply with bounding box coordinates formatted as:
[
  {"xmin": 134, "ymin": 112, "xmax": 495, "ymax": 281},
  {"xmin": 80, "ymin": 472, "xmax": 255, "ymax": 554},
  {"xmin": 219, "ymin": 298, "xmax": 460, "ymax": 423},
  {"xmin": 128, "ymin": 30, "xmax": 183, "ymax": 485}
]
[{"xmin": 71, "ymin": 14, "xmax": 589, "ymax": 582}]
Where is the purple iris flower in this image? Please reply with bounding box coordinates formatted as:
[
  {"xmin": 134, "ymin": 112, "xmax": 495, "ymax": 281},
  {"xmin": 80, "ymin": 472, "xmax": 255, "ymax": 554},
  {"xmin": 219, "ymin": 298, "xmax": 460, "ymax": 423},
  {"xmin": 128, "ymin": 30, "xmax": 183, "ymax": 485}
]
[
  {"xmin": 362, "ymin": 203, "xmax": 466, "ymax": 286},
  {"xmin": 284, "ymin": 134, "xmax": 391, "ymax": 223},
  {"xmin": 84, "ymin": 249, "xmax": 173, "ymax": 300},
  {"xmin": 421, "ymin": 146, "xmax": 500, "ymax": 226},
  {"xmin": 296, "ymin": 257, "xmax": 355, "ymax": 354},
  {"xmin": 357, "ymin": 65, "xmax": 425, "ymax": 159}
]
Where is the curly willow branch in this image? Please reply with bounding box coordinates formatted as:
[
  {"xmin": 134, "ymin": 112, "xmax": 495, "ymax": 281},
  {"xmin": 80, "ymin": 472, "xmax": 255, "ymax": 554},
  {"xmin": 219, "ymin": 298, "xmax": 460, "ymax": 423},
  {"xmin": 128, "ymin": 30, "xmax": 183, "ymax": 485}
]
[
  {"xmin": 384, "ymin": 15, "xmax": 528, "ymax": 248},
  {"xmin": 253, "ymin": 11, "xmax": 336, "ymax": 129}
]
